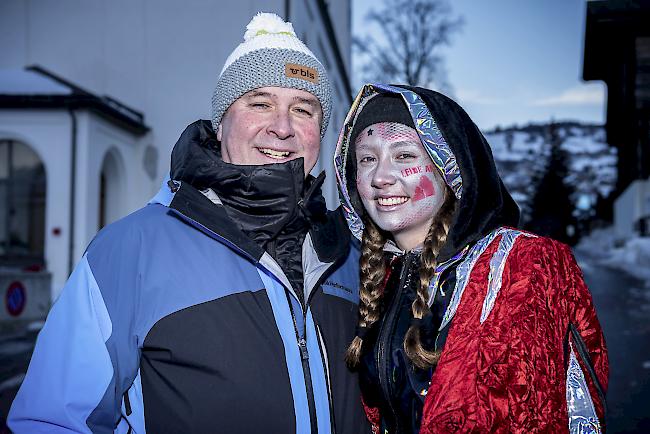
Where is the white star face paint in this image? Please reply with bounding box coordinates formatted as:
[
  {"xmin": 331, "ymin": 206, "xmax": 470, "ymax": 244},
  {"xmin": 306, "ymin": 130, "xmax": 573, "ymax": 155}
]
[{"xmin": 355, "ymin": 122, "xmax": 447, "ymax": 251}]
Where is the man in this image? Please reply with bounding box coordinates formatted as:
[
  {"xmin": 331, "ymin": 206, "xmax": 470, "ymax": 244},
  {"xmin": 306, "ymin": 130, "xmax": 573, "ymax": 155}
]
[{"xmin": 9, "ymin": 12, "xmax": 369, "ymax": 433}]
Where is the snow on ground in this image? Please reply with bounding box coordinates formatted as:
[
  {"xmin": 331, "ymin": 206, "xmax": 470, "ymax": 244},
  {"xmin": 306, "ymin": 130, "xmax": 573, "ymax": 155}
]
[{"xmin": 576, "ymin": 227, "xmax": 650, "ymax": 287}]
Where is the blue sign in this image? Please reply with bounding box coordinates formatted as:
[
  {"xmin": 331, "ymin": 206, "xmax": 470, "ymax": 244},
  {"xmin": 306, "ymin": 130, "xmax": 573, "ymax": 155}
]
[{"xmin": 6, "ymin": 281, "xmax": 26, "ymax": 317}]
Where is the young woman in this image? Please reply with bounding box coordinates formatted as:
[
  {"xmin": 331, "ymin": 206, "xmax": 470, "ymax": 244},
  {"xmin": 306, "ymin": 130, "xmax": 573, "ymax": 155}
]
[{"xmin": 334, "ymin": 84, "xmax": 608, "ymax": 434}]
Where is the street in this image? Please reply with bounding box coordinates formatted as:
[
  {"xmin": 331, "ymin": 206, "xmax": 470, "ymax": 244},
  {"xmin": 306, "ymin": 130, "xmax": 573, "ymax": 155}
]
[
  {"xmin": 577, "ymin": 253, "xmax": 650, "ymax": 433},
  {"xmin": 0, "ymin": 253, "xmax": 648, "ymax": 431}
]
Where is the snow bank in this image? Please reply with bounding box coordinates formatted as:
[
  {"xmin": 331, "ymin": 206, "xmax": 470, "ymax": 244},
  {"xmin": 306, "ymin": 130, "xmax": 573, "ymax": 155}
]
[{"xmin": 577, "ymin": 227, "xmax": 650, "ymax": 286}]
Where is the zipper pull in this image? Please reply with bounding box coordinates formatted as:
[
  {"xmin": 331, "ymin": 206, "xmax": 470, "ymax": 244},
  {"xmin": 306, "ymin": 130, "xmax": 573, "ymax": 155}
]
[{"xmin": 298, "ymin": 338, "xmax": 309, "ymax": 360}]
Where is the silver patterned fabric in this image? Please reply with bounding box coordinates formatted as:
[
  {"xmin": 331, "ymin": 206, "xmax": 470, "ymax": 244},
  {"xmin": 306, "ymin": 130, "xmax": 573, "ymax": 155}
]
[
  {"xmin": 566, "ymin": 345, "xmax": 602, "ymax": 433},
  {"xmin": 333, "ymin": 83, "xmax": 463, "ymax": 242},
  {"xmin": 427, "ymin": 246, "xmax": 468, "ymax": 306},
  {"xmin": 439, "ymin": 227, "xmax": 533, "ymax": 331},
  {"xmin": 480, "ymin": 229, "xmax": 536, "ymax": 323}
]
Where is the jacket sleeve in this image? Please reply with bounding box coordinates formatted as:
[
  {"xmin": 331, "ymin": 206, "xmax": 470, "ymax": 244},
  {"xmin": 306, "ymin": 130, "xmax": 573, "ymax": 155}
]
[
  {"xmin": 557, "ymin": 243, "xmax": 609, "ymax": 433},
  {"xmin": 8, "ymin": 254, "xmax": 119, "ymax": 433}
]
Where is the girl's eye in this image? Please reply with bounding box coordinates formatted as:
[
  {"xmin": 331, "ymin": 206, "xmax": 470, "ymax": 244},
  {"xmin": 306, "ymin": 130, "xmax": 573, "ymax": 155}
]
[
  {"xmin": 396, "ymin": 153, "xmax": 416, "ymax": 159},
  {"xmin": 358, "ymin": 156, "xmax": 376, "ymax": 164}
]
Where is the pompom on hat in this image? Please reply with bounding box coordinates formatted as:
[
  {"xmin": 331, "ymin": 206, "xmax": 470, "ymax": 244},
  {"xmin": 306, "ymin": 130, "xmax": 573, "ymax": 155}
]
[{"xmin": 211, "ymin": 12, "xmax": 332, "ymax": 138}]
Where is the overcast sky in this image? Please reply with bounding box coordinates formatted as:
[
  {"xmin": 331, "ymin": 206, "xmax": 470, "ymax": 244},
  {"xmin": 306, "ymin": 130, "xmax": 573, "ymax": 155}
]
[{"xmin": 352, "ymin": 0, "xmax": 605, "ymax": 130}]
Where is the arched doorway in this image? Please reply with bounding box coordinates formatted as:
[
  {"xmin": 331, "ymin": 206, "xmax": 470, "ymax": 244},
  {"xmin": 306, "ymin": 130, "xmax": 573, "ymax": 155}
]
[
  {"xmin": 98, "ymin": 149, "xmax": 125, "ymax": 230},
  {"xmin": 0, "ymin": 140, "xmax": 46, "ymax": 269}
]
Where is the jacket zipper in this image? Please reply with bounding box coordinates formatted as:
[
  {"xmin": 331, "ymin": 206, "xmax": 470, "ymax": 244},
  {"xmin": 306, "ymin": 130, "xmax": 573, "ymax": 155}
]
[
  {"xmin": 376, "ymin": 253, "xmax": 415, "ymax": 432},
  {"xmin": 285, "ymin": 290, "xmax": 319, "ymax": 434},
  {"xmin": 171, "ymin": 207, "xmax": 326, "ymax": 432},
  {"xmin": 315, "ymin": 323, "xmax": 337, "ymax": 434},
  {"xmin": 270, "ymin": 233, "xmax": 318, "ymax": 432}
]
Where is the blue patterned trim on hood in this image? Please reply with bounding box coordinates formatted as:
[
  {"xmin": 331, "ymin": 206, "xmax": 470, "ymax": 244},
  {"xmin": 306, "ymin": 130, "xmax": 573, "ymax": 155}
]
[{"xmin": 334, "ymin": 83, "xmax": 463, "ymax": 241}]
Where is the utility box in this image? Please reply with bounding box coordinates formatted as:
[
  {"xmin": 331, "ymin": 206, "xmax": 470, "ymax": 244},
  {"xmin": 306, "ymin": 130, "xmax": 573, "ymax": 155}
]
[{"xmin": 0, "ymin": 271, "xmax": 51, "ymax": 323}]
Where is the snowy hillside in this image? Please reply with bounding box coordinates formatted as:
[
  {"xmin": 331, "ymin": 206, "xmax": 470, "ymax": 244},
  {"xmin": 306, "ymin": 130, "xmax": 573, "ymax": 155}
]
[{"xmin": 483, "ymin": 122, "xmax": 617, "ymax": 224}]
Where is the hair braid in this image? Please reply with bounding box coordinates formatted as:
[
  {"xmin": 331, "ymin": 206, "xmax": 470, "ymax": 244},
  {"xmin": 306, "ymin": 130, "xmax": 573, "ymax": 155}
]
[
  {"xmin": 404, "ymin": 188, "xmax": 456, "ymax": 369},
  {"xmin": 345, "ymin": 219, "xmax": 388, "ymax": 369}
]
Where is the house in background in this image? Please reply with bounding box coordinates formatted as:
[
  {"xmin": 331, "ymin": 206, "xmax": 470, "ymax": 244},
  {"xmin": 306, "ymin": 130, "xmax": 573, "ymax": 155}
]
[
  {"xmin": 583, "ymin": 0, "xmax": 650, "ymax": 239},
  {"xmin": 0, "ymin": 1, "xmax": 352, "ymax": 313},
  {"xmin": 0, "ymin": 66, "xmax": 150, "ymax": 324}
]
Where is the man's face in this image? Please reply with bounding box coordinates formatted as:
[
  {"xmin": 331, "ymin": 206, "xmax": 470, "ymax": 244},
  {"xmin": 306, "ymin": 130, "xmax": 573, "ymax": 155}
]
[{"xmin": 217, "ymin": 86, "xmax": 323, "ymax": 175}]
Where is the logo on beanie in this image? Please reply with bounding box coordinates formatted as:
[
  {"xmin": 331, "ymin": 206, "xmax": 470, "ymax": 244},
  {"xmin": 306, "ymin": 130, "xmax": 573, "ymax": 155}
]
[{"xmin": 285, "ymin": 63, "xmax": 319, "ymax": 84}]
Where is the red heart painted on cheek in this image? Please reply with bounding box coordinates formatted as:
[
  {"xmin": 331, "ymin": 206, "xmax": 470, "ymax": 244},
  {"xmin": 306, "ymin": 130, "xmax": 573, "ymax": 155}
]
[{"xmin": 413, "ymin": 176, "xmax": 435, "ymax": 202}]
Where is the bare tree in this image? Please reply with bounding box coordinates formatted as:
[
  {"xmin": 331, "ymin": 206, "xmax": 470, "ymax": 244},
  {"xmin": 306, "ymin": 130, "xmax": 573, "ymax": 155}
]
[{"xmin": 354, "ymin": 0, "xmax": 463, "ymax": 91}]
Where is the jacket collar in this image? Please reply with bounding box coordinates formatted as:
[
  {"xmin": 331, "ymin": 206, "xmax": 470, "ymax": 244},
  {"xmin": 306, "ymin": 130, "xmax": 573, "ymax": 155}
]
[{"xmin": 165, "ymin": 120, "xmax": 350, "ymax": 264}]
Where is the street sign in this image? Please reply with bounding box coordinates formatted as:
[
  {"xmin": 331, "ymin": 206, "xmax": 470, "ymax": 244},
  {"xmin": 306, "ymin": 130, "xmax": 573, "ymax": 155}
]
[{"xmin": 5, "ymin": 281, "xmax": 27, "ymax": 317}]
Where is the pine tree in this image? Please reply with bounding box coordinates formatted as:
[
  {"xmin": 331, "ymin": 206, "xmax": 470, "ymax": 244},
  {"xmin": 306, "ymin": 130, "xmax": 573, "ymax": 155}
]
[{"xmin": 525, "ymin": 123, "xmax": 578, "ymax": 244}]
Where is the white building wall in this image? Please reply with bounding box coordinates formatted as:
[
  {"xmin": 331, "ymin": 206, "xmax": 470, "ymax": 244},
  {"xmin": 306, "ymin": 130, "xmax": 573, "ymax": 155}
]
[
  {"xmin": 72, "ymin": 112, "xmax": 147, "ymax": 277},
  {"xmin": 614, "ymin": 178, "xmax": 650, "ymax": 239},
  {"xmin": 0, "ymin": 109, "xmax": 148, "ymax": 299},
  {"xmin": 0, "ymin": 110, "xmax": 71, "ymax": 297}
]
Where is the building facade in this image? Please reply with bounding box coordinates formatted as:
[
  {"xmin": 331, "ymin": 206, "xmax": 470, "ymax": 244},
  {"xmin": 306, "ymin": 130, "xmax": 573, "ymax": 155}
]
[
  {"xmin": 583, "ymin": 0, "xmax": 650, "ymax": 239},
  {"xmin": 0, "ymin": 0, "xmax": 352, "ymax": 305}
]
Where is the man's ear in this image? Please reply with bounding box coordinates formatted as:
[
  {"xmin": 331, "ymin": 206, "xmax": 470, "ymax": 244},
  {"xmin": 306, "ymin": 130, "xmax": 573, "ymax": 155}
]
[{"xmin": 216, "ymin": 123, "xmax": 223, "ymax": 141}]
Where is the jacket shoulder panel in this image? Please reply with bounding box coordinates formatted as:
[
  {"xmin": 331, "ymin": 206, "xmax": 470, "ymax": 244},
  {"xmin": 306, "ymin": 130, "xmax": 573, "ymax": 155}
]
[
  {"xmin": 320, "ymin": 241, "xmax": 361, "ymax": 304},
  {"xmin": 8, "ymin": 255, "xmax": 116, "ymax": 432},
  {"xmin": 86, "ymin": 201, "xmax": 265, "ymax": 344}
]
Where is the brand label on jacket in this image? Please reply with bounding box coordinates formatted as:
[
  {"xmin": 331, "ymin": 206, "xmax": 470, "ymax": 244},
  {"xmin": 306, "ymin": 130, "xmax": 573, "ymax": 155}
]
[
  {"xmin": 285, "ymin": 63, "xmax": 318, "ymax": 83},
  {"xmin": 322, "ymin": 279, "xmax": 358, "ymax": 304}
]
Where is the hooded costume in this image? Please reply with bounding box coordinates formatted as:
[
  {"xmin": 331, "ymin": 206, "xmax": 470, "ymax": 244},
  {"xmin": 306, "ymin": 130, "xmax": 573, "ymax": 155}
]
[{"xmin": 334, "ymin": 84, "xmax": 608, "ymax": 434}]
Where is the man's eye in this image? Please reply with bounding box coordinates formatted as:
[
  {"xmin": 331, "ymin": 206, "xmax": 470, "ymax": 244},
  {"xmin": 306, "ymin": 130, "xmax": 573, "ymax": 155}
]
[
  {"xmin": 250, "ymin": 103, "xmax": 270, "ymax": 108},
  {"xmin": 294, "ymin": 107, "xmax": 313, "ymax": 116}
]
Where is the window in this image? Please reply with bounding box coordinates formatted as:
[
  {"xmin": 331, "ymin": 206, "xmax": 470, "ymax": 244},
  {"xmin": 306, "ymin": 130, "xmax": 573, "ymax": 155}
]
[
  {"xmin": 98, "ymin": 149, "xmax": 124, "ymax": 230},
  {"xmin": 0, "ymin": 140, "xmax": 46, "ymax": 268}
]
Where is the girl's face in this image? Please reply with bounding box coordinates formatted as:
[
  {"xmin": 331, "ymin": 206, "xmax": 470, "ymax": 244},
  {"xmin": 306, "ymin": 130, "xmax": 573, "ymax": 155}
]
[{"xmin": 355, "ymin": 122, "xmax": 447, "ymax": 250}]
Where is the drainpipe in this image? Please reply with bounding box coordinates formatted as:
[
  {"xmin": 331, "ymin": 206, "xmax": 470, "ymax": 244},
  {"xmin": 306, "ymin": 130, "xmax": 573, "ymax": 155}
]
[{"xmin": 68, "ymin": 109, "xmax": 77, "ymax": 276}]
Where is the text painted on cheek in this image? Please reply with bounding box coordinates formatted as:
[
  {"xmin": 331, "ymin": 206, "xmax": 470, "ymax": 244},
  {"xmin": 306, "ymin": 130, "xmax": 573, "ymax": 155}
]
[
  {"xmin": 412, "ymin": 176, "xmax": 436, "ymax": 202},
  {"xmin": 401, "ymin": 165, "xmax": 434, "ymax": 178}
]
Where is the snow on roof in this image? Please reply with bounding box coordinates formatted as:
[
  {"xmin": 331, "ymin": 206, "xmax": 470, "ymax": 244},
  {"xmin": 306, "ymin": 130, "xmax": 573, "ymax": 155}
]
[{"xmin": 0, "ymin": 69, "xmax": 72, "ymax": 95}]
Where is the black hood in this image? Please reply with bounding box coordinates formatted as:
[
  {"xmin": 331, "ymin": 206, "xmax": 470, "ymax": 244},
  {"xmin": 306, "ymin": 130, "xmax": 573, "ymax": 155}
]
[{"xmin": 334, "ymin": 84, "xmax": 519, "ymax": 262}]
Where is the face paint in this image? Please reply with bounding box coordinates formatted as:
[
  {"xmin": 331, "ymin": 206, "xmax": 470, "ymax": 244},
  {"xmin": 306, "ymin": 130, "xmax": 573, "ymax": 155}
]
[
  {"xmin": 401, "ymin": 166, "xmax": 423, "ymax": 177},
  {"xmin": 413, "ymin": 175, "xmax": 435, "ymax": 202},
  {"xmin": 355, "ymin": 122, "xmax": 447, "ymax": 250},
  {"xmin": 400, "ymin": 164, "xmax": 434, "ymax": 177}
]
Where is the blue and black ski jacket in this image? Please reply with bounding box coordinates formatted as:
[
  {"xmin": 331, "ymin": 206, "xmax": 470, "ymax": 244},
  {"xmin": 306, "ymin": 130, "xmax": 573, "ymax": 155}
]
[{"xmin": 9, "ymin": 124, "xmax": 369, "ymax": 434}]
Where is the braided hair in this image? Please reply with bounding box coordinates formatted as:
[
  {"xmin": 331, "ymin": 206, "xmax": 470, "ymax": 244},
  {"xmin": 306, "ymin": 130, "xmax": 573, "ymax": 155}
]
[{"xmin": 345, "ymin": 187, "xmax": 456, "ymax": 370}]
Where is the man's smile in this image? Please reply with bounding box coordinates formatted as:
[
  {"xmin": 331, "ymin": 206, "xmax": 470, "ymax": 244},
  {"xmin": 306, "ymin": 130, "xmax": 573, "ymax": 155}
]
[{"xmin": 256, "ymin": 147, "xmax": 294, "ymax": 159}]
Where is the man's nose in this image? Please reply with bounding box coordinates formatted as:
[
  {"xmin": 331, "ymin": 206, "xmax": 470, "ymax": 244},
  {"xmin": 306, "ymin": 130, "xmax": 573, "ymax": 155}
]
[
  {"xmin": 371, "ymin": 157, "xmax": 397, "ymax": 188},
  {"xmin": 267, "ymin": 110, "xmax": 295, "ymax": 139}
]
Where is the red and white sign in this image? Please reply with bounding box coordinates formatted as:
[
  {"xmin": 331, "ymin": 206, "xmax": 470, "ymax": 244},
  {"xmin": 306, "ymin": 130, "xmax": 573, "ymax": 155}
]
[{"xmin": 5, "ymin": 281, "xmax": 27, "ymax": 317}]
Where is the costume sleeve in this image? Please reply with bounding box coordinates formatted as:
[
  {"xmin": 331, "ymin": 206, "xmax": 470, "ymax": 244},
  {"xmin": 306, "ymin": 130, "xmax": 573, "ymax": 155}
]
[
  {"xmin": 557, "ymin": 243, "xmax": 609, "ymax": 433},
  {"xmin": 8, "ymin": 254, "xmax": 119, "ymax": 433},
  {"xmin": 361, "ymin": 394, "xmax": 381, "ymax": 434}
]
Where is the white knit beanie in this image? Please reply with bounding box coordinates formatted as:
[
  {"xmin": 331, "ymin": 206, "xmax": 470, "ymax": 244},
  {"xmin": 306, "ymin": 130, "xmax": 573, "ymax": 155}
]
[{"xmin": 211, "ymin": 12, "xmax": 332, "ymax": 138}]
